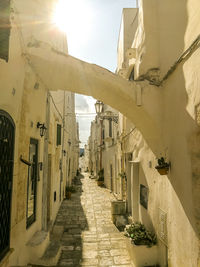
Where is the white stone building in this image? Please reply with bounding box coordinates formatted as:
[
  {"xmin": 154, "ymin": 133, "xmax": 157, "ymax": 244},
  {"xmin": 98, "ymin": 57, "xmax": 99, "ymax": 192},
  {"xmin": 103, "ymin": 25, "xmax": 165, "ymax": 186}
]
[
  {"xmin": 116, "ymin": 3, "xmax": 200, "ymax": 267},
  {"xmin": 0, "ymin": 1, "xmax": 79, "ymax": 266},
  {"xmin": 1, "ymin": 0, "xmax": 200, "ymax": 266},
  {"xmin": 88, "ymin": 2, "xmax": 200, "ymax": 266}
]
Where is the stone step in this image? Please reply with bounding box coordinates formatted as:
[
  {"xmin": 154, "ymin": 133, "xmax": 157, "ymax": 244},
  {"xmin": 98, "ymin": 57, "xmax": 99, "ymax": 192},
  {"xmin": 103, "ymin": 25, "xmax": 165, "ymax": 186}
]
[{"xmin": 29, "ymin": 241, "xmax": 61, "ymax": 266}]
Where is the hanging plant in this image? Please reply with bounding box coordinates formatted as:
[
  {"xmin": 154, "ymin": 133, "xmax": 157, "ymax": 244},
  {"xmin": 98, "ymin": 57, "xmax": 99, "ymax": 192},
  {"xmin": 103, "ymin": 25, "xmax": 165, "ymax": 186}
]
[{"xmin": 155, "ymin": 157, "xmax": 170, "ymax": 175}]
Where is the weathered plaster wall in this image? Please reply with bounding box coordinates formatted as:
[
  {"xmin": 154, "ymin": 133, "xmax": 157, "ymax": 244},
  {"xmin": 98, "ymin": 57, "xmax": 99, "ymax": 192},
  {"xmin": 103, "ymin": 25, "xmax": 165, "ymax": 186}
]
[
  {"xmin": 0, "ymin": 7, "xmax": 48, "ymax": 263},
  {"xmin": 117, "ymin": 8, "xmax": 138, "ymax": 71},
  {"xmin": 133, "ymin": 0, "xmax": 159, "ymax": 76},
  {"xmin": 48, "ymin": 92, "xmax": 63, "ymax": 223},
  {"xmin": 0, "ymin": 0, "xmax": 69, "ymax": 265},
  {"xmin": 13, "ymin": 0, "xmax": 68, "ymax": 53},
  {"xmin": 119, "ymin": 1, "xmax": 200, "ymax": 266},
  {"xmin": 48, "ymin": 90, "xmax": 78, "ymax": 223},
  {"xmin": 102, "ymin": 144, "xmax": 117, "ymax": 191}
]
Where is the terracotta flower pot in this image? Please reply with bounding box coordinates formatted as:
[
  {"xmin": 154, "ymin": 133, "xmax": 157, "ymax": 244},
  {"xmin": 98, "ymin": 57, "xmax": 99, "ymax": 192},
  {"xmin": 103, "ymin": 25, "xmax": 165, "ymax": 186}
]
[{"xmin": 156, "ymin": 167, "xmax": 169, "ymax": 175}]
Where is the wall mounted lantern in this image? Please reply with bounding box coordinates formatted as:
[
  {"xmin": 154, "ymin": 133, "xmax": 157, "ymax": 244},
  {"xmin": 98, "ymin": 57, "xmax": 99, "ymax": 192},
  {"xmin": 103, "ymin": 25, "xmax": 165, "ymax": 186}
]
[
  {"xmin": 95, "ymin": 100, "xmax": 118, "ymax": 123},
  {"xmin": 37, "ymin": 122, "xmax": 47, "ymax": 137},
  {"xmin": 95, "ymin": 100, "xmax": 103, "ymax": 114}
]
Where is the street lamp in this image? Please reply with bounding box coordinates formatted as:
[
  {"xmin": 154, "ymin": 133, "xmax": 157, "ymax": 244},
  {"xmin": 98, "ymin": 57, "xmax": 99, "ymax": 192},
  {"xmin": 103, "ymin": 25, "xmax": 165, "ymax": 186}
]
[
  {"xmin": 37, "ymin": 122, "xmax": 47, "ymax": 137},
  {"xmin": 95, "ymin": 101, "xmax": 118, "ymax": 124},
  {"xmin": 95, "ymin": 100, "xmax": 103, "ymax": 114},
  {"xmin": 95, "ymin": 101, "xmax": 104, "ymax": 171}
]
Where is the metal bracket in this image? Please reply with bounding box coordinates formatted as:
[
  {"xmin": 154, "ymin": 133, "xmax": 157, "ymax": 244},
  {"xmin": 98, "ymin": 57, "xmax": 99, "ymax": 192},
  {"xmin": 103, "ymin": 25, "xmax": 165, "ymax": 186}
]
[{"xmin": 20, "ymin": 155, "xmax": 31, "ymax": 166}]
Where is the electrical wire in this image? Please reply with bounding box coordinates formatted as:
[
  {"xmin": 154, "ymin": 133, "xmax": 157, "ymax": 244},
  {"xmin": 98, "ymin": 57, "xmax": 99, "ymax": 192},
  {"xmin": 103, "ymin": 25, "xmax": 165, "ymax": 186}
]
[
  {"xmin": 122, "ymin": 127, "xmax": 136, "ymax": 139},
  {"xmin": 49, "ymin": 93, "xmax": 63, "ymax": 120},
  {"xmin": 137, "ymin": 34, "xmax": 200, "ymax": 86}
]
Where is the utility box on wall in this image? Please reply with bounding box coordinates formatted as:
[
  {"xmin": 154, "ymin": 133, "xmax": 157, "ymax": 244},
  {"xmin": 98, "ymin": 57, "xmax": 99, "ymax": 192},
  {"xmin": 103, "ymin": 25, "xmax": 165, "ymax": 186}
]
[
  {"xmin": 111, "ymin": 200, "xmax": 126, "ymax": 215},
  {"xmin": 111, "ymin": 200, "xmax": 127, "ymax": 231}
]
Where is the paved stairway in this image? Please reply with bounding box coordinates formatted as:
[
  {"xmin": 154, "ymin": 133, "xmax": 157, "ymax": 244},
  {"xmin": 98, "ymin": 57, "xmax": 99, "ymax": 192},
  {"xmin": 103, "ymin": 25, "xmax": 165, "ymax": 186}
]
[{"xmin": 51, "ymin": 173, "xmax": 133, "ymax": 267}]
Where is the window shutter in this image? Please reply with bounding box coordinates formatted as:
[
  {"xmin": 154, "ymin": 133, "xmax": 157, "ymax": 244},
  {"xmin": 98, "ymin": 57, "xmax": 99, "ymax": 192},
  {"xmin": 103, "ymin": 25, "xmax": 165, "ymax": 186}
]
[
  {"xmin": 57, "ymin": 124, "xmax": 61, "ymax": 146},
  {"xmin": 0, "ymin": 0, "xmax": 11, "ymax": 62}
]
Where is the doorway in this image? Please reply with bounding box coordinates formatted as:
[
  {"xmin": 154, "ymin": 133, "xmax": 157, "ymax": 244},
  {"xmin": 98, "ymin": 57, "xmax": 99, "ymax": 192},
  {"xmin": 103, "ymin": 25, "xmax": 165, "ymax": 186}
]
[
  {"xmin": 131, "ymin": 161, "xmax": 139, "ymax": 221},
  {"xmin": 126, "ymin": 153, "xmax": 132, "ymax": 215},
  {"xmin": 0, "ymin": 110, "xmax": 15, "ymax": 261},
  {"xmin": 26, "ymin": 138, "xmax": 38, "ymax": 228},
  {"xmin": 47, "ymin": 154, "xmax": 52, "ymax": 226}
]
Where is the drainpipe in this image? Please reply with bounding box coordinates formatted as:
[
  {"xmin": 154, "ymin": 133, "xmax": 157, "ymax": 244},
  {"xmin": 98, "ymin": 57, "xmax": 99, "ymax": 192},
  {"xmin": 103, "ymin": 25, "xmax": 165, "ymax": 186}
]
[{"xmin": 42, "ymin": 90, "xmax": 50, "ymax": 231}]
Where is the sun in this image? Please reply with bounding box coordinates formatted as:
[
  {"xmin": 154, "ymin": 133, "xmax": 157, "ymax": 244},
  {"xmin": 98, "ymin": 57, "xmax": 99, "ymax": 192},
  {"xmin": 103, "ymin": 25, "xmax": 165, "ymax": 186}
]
[
  {"xmin": 53, "ymin": 0, "xmax": 69, "ymax": 32},
  {"xmin": 52, "ymin": 0, "xmax": 93, "ymax": 44}
]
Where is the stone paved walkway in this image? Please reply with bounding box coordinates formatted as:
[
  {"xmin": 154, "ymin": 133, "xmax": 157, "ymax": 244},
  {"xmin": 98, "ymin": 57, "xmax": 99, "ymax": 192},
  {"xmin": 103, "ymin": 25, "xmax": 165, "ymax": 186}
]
[{"xmin": 53, "ymin": 173, "xmax": 133, "ymax": 267}]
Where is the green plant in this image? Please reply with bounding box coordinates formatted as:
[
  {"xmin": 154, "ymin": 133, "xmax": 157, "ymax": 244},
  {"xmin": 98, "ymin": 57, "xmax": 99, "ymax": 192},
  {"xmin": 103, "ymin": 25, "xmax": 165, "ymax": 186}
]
[
  {"xmin": 97, "ymin": 168, "xmax": 104, "ymax": 181},
  {"xmin": 124, "ymin": 222, "xmax": 157, "ymax": 247},
  {"xmin": 155, "ymin": 157, "xmax": 170, "ymax": 169}
]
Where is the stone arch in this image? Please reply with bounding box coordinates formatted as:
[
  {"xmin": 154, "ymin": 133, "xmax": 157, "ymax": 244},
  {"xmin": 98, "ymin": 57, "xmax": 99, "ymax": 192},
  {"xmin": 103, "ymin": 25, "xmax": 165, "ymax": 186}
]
[{"xmin": 26, "ymin": 43, "xmax": 162, "ymax": 154}]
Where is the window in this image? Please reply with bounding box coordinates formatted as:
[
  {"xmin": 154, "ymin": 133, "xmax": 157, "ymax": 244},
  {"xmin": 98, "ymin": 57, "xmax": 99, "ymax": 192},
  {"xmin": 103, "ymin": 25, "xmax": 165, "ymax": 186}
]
[
  {"xmin": 109, "ymin": 119, "xmax": 112, "ymax": 137},
  {"xmin": 0, "ymin": 0, "xmax": 11, "ymax": 62},
  {"xmin": 26, "ymin": 138, "xmax": 38, "ymax": 228},
  {"xmin": 57, "ymin": 124, "xmax": 61, "ymax": 146}
]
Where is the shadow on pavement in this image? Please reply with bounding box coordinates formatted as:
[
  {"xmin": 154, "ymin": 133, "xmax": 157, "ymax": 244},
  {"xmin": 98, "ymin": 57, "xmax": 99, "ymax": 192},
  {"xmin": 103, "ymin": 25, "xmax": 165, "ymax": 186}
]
[{"xmin": 51, "ymin": 174, "xmax": 89, "ymax": 266}]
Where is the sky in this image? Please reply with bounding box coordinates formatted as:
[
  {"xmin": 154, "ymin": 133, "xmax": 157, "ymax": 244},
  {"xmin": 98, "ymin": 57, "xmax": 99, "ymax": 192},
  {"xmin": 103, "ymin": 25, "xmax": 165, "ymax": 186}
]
[{"xmin": 55, "ymin": 0, "xmax": 137, "ymax": 147}]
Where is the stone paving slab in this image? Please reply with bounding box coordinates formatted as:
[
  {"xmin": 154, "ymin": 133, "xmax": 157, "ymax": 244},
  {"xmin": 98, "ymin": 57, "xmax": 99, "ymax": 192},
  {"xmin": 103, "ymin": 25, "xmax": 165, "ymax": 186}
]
[{"xmin": 51, "ymin": 173, "xmax": 134, "ymax": 267}]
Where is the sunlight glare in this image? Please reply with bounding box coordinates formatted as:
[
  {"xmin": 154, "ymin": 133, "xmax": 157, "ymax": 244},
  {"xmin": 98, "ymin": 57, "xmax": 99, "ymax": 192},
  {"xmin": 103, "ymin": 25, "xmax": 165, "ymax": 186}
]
[{"xmin": 53, "ymin": 0, "xmax": 93, "ymax": 45}]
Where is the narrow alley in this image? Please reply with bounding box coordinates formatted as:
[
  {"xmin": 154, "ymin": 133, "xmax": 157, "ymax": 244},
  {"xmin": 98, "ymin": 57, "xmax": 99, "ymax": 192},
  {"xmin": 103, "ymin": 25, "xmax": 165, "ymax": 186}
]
[
  {"xmin": 1, "ymin": 1, "xmax": 200, "ymax": 266},
  {"xmin": 50, "ymin": 173, "xmax": 133, "ymax": 267}
]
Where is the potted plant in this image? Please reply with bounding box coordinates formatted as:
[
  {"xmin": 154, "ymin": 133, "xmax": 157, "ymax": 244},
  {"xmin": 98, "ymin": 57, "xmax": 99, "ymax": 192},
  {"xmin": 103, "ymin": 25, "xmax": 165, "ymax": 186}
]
[
  {"xmin": 65, "ymin": 185, "xmax": 76, "ymax": 199},
  {"xmin": 124, "ymin": 222, "xmax": 158, "ymax": 266},
  {"xmin": 124, "ymin": 222, "xmax": 157, "ymax": 247},
  {"xmin": 155, "ymin": 157, "xmax": 170, "ymax": 175},
  {"xmin": 97, "ymin": 168, "xmax": 104, "ymax": 186}
]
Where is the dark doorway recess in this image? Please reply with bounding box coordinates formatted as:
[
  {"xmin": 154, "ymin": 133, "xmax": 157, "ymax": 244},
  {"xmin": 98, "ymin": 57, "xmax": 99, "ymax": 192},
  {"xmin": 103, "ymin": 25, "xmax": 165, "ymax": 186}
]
[{"xmin": 0, "ymin": 110, "xmax": 15, "ymax": 261}]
